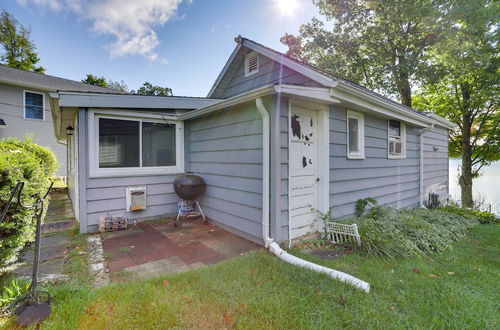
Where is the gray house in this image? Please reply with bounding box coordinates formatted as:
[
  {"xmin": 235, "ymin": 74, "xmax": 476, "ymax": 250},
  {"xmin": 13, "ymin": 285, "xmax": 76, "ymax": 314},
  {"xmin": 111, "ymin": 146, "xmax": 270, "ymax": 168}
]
[
  {"xmin": 49, "ymin": 37, "xmax": 455, "ymax": 245},
  {"xmin": 0, "ymin": 65, "xmax": 125, "ymax": 177}
]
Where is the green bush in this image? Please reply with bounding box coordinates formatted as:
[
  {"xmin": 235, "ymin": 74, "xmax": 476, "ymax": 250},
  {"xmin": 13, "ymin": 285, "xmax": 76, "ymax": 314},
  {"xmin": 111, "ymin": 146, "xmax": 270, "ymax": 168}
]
[
  {"xmin": 0, "ymin": 137, "xmax": 58, "ymax": 268},
  {"xmin": 338, "ymin": 206, "xmax": 479, "ymax": 259},
  {"xmin": 438, "ymin": 205, "xmax": 498, "ymax": 224}
]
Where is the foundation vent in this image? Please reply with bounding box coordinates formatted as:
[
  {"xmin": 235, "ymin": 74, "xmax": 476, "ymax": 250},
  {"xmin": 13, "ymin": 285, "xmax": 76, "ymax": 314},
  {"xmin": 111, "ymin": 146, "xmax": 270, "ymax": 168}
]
[{"xmin": 126, "ymin": 186, "xmax": 146, "ymax": 212}]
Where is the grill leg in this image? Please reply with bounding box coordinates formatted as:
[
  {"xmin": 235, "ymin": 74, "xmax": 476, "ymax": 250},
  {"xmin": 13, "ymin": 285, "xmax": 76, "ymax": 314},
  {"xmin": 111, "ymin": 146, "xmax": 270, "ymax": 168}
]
[{"xmin": 195, "ymin": 201, "xmax": 208, "ymax": 225}]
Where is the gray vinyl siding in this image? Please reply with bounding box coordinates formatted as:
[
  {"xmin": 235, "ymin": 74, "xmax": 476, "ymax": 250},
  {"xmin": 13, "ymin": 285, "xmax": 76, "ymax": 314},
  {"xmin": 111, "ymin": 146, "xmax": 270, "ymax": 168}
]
[
  {"xmin": 217, "ymin": 50, "xmax": 321, "ymax": 99},
  {"xmin": 329, "ymin": 106, "xmax": 421, "ymax": 218},
  {"xmin": 0, "ymin": 83, "xmax": 67, "ymax": 176},
  {"xmin": 77, "ymin": 108, "xmax": 180, "ymax": 233},
  {"xmin": 186, "ymin": 101, "xmax": 264, "ymax": 244},
  {"xmin": 423, "ymin": 126, "xmax": 449, "ymax": 194},
  {"xmin": 278, "ymin": 96, "xmax": 290, "ymax": 242}
]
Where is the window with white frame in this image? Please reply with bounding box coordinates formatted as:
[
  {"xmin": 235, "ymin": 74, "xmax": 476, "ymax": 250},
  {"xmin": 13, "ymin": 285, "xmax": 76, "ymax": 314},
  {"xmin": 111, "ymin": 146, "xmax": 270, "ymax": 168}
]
[
  {"xmin": 89, "ymin": 112, "xmax": 184, "ymax": 177},
  {"xmin": 24, "ymin": 91, "xmax": 44, "ymax": 120},
  {"xmin": 346, "ymin": 110, "xmax": 365, "ymax": 159},
  {"xmin": 388, "ymin": 119, "xmax": 406, "ymax": 158},
  {"xmin": 244, "ymin": 51, "xmax": 259, "ymax": 77}
]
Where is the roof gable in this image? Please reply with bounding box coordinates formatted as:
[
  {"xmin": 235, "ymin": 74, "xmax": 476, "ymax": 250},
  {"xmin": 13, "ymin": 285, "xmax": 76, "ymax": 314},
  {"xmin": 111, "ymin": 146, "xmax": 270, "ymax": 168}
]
[{"xmin": 208, "ymin": 37, "xmax": 328, "ymax": 99}]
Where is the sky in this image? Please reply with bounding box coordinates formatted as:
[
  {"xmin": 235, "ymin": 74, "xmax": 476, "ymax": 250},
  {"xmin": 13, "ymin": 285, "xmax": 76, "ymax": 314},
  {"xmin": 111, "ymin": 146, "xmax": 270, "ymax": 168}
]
[{"xmin": 2, "ymin": 0, "xmax": 321, "ymax": 96}]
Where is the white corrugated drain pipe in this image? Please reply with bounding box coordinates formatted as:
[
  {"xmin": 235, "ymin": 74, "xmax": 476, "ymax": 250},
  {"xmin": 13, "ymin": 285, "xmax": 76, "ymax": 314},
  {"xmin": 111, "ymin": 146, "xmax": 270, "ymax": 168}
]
[{"xmin": 255, "ymin": 98, "xmax": 370, "ymax": 293}]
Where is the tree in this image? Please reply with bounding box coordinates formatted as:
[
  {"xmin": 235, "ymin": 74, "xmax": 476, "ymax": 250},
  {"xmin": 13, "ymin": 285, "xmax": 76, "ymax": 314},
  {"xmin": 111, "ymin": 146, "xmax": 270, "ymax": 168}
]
[
  {"xmin": 132, "ymin": 82, "xmax": 172, "ymax": 96},
  {"xmin": 0, "ymin": 10, "xmax": 45, "ymax": 73},
  {"xmin": 82, "ymin": 74, "xmax": 109, "ymax": 88},
  {"xmin": 281, "ymin": 0, "xmax": 445, "ymax": 107},
  {"xmin": 413, "ymin": 0, "xmax": 499, "ymax": 207},
  {"xmin": 82, "ymin": 74, "xmax": 128, "ymax": 92}
]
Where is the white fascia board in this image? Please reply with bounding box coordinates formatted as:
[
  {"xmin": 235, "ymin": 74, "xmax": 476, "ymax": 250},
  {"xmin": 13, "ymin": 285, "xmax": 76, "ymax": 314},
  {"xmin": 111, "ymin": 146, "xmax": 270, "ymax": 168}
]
[
  {"xmin": 57, "ymin": 92, "xmax": 221, "ymax": 109},
  {"xmin": 180, "ymin": 85, "xmax": 275, "ymax": 120},
  {"xmin": 207, "ymin": 43, "xmax": 242, "ymax": 98},
  {"xmin": 275, "ymin": 84, "xmax": 341, "ymax": 104},
  {"xmin": 243, "ymin": 41, "xmax": 336, "ymax": 87},
  {"xmin": 424, "ymin": 112, "xmax": 457, "ymax": 130},
  {"xmin": 331, "ymin": 83, "xmax": 434, "ymax": 128}
]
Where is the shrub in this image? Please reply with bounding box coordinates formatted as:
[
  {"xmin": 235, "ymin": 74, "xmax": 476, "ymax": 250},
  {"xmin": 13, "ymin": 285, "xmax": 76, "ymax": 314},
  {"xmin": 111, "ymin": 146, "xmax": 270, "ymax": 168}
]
[
  {"xmin": 0, "ymin": 137, "xmax": 57, "ymax": 268},
  {"xmin": 337, "ymin": 206, "xmax": 479, "ymax": 259},
  {"xmin": 439, "ymin": 205, "xmax": 498, "ymax": 224}
]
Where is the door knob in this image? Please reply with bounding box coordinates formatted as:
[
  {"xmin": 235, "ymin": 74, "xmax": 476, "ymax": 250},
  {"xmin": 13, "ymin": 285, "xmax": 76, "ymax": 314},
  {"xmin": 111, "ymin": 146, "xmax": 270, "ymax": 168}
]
[{"xmin": 316, "ymin": 178, "xmax": 320, "ymax": 182}]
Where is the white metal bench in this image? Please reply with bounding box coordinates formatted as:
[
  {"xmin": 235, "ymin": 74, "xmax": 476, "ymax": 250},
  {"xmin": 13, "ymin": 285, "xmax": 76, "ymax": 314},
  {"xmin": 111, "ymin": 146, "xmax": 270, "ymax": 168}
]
[{"xmin": 325, "ymin": 222, "xmax": 361, "ymax": 246}]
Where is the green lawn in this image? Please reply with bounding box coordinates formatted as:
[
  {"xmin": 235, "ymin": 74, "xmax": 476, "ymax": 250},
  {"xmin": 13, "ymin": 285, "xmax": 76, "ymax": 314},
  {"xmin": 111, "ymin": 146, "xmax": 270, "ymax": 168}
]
[{"xmin": 1, "ymin": 225, "xmax": 498, "ymax": 329}]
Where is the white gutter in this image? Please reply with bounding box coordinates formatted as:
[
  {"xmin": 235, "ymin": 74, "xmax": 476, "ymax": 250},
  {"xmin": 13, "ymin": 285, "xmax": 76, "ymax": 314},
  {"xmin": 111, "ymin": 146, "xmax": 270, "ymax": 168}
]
[
  {"xmin": 181, "ymin": 85, "xmax": 275, "ymax": 120},
  {"xmin": 419, "ymin": 124, "xmax": 434, "ymax": 206},
  {"xmin": 255, "ymin": 98, "xmax": 370, "ymax": 293}
]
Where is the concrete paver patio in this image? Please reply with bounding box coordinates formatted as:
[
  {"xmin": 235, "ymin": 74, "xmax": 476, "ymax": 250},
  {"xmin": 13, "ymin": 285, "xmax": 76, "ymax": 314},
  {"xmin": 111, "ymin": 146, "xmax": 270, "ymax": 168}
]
[{"xmin": 101, "ymin": 219, "xmax": 261, "ymax": 280}]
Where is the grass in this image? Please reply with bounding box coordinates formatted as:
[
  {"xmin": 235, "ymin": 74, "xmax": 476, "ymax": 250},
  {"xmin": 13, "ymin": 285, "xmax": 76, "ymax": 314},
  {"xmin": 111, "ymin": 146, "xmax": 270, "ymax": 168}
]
[{"xmin": 1, "ymin": 225, "xmax": 498, "ymax": 329}]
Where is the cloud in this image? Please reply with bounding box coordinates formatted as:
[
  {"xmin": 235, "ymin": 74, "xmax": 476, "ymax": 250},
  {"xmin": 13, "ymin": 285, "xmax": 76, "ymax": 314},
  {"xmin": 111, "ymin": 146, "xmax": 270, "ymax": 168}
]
[{"xmin": 17, "ymin": 0, "xmax": 184, "ymax": 62}]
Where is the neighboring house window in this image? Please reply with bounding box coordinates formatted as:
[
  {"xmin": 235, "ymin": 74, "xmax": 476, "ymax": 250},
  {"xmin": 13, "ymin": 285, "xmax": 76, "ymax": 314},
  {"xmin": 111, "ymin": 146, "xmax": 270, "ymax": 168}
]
[
  {"xmin": 346, "ymin": 110, "xmax": 365, "ymax": 159},
  {"xmin": 24, "ymin": 91, "xmax": 44, "ymax": 120},
  {"xmin": 245, "ymin": 51, "xmax": 259, "ymax": 77},
  {"xmin": 388, "ymin": 119, "xmax": 406, "ymax": 158},
  {"xmin": 89, "ymin": 111, "xmax": 184, "ymax": 177}
]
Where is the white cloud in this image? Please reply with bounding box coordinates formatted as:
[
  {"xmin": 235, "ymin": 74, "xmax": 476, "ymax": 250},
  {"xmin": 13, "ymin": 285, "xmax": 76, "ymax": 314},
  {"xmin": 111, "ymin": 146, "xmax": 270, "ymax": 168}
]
[{"xmin": 17, "ymin": 0, "xmax": 184, "ymax": 62}]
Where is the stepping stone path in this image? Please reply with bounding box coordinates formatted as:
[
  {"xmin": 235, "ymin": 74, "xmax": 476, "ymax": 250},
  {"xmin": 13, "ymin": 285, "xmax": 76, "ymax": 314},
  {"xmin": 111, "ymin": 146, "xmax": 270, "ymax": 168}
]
[{"xmin": 14, "ymin": 188, "xmax": 75, "ymax": 283}]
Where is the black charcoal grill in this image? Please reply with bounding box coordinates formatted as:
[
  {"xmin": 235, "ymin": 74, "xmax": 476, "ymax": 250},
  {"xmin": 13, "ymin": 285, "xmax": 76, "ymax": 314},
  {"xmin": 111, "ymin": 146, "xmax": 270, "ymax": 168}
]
[{"xmin": 173, "ymin": 173, "xmax": 207, "ymax": 227}]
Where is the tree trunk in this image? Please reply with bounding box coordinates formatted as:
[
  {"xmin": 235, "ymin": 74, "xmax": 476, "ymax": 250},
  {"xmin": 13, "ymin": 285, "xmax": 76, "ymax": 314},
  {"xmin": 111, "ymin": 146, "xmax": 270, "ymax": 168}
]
[
  {"xmin": 459, "ymin": 149, "xmax": 473, "ymax": 208},
  {"xmin": 458, "ymin": 83, "xmax": 474, "ymax": 207},
  {"xmin": 396, "ymin": 56, "xmax": 412, "ymax": 108}
]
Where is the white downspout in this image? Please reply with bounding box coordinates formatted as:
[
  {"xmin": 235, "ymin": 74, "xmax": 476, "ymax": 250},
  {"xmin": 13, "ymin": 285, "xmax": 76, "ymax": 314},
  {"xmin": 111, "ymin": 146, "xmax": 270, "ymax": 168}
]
[
  {"xmin": 419, "ymin": 124, "xmax": 434, "ymax": 207},
  {"xmin": 255, "ymin": 98, "xmax": 271, "ymax": 245},
  {"xmin": 255, "ymin": 98, "xmax": 370, "ymax": 293}
]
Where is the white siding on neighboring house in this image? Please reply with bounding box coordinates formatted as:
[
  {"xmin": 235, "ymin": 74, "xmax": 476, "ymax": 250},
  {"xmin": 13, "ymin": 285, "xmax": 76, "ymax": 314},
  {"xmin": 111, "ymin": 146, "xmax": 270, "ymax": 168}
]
[{"xmin": 0, "ymin": 82, "xmax": 67, "ymax": 176}]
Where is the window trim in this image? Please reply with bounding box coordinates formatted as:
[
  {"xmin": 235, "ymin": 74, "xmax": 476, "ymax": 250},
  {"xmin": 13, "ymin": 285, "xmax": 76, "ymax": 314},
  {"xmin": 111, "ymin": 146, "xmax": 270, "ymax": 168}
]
[
  {"xmin": 244, "ymin": 51, "xmax": 259, "ymax": 77},
  {"xmin": 387, "ymin": 119, "xmax": 406, "ymax": 159},
  {"xmin": 88, "ymin": 110, "xmax": 184, "ymax": 178},
  {"xmin": 23, "ymin": 90, "xmax": 45, "ymax": 120},
  {"xmin": 346, "ymin": 110, "xmax": 365, "ymax": 159}
]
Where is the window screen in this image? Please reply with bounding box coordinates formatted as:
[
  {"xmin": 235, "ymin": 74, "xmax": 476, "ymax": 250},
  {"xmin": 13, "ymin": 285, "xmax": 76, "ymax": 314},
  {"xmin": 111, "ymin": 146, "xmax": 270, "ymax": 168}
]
[
  {"xmin": 348, "ymin": 117, "xmax": 359, "ymax": 153},
  {"xmin": 99, "ymin": 118, "xmax": 140, "ymax": 168},
  {"xmin": 25, "ymin": 92, "xmax": 44, "ymax": 119},
  {"xmin": 142, "ymin": 122, "xmax": 176, "ymax": 167}
]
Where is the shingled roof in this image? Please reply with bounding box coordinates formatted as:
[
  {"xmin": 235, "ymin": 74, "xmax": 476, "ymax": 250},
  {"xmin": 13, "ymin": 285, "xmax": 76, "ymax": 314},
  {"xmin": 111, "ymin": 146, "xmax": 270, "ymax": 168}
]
[{"xmin": 0, "ymin": 65, "xmax": 128, "ymax": 94}]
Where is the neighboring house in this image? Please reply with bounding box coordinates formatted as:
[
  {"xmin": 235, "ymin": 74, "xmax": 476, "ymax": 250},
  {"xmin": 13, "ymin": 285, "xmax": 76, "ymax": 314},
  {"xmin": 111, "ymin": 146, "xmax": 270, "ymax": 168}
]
[
  {"xmin": 48, "ymin": 36, "xmax": 455, "ymax": 246},
  {"xmin": 0, "ymin": 65, "xmax": 126, "ymax": 177}
]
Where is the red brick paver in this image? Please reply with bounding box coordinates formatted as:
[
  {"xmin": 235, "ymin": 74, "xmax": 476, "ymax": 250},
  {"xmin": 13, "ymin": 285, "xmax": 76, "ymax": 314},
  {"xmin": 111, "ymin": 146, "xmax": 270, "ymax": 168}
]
[{"xmin": 102, "ymin": 219, "xmax": 260, "ymax": 274}]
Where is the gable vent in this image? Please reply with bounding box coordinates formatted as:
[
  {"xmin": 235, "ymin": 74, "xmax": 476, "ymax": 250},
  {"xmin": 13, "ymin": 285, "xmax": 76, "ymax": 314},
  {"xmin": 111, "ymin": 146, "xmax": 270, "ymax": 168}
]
[{"xmin": 245, "ymin": 51, "xmax": 259, "ymax": 77}]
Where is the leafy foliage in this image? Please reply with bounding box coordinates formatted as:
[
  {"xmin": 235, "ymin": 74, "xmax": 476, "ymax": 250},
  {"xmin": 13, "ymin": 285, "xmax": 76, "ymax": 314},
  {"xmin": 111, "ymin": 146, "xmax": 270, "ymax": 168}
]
[
  {"xmin": 355, "ymin": 197, "xmax": 378, "ymax": 217},
  {"xmin": 0, "ymin": 137, "xmax": 57, "ymax": 268},
  {"xmin": 335, "ymin": 207, "xmax": 479, "ymax": 259},
  {"xmin": 81, "ymin": 74, "xmax": 128, "ymax": 92},
  {"xmin": 439, "ymin": 205, "xmax": 498, "ymax": 224},
  {"xmin": 0, "ymin": 10, "xmax": 45, "ymax": 73},
  {"xmin": 413, "ymin": 0, "xmax": 499, "ymax": 206},
  {"xmin": 132, "ymin": 82, "xmax": 173, "ymax": 96},
  {"xmin": 0, "ymin": 275, "xmax": 29, "ymax": 311},
  {"xmin": 281, "ymin": 0, "xmax": 445, "ymax": 106}
]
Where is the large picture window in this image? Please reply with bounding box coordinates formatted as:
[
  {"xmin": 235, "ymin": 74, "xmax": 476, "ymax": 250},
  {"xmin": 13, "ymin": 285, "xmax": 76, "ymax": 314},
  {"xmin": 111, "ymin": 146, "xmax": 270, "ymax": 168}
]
[
  {"xmin": 346, "ymin": 110, "xmax": 365, "ymax": 159},
  {"xmin": 24, "ymin": 91, "xmax": 44, "ymax": 120},
  {"xmin": 388, "ymin": 119, "xmax": 406, "ymax": 158},
  {"xmin": 90, "ymin": 111, "xmax": 184, "ymax": 177}
]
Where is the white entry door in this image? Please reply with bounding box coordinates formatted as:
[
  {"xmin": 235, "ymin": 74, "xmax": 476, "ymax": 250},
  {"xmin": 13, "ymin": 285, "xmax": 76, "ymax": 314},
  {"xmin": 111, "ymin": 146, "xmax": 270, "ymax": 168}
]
[{"xmin": 289, "ymin": 107, "xmax": 319, "ymax": 239}]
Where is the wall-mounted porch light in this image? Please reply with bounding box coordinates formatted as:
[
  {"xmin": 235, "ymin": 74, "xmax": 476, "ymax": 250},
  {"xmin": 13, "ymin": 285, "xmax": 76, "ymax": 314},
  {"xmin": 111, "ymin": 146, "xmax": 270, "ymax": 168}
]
[{"xmin": 66, "ymin": 126, "xmax": 74, "ymax": 136}]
